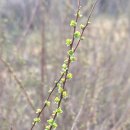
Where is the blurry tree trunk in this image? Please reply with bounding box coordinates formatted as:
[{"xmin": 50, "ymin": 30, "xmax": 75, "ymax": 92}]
[
  {"xmin": 40, "ymin": 0, "xmax": 48, "ymax": 127},
  {"xmin": 41, "ymin": 28, "xmax": 45, "ymax": 100},
  {"xmin": 40, "ymin": 22, "xmax": 46, "ymax": 127}
]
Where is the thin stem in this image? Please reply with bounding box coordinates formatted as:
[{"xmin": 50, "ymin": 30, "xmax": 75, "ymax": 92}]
[
  {"xmin": 48, "ymin": 1, "xmax": 81, "ymax": 130},
  {"xmin": 74, "ymin": 0, "xmax": 98, "ymax": 52},
  {"xmin": 31, "ymin": 0, "xmax": 98, "ymax": 130},
  {"xmin": 48, "ymin": 0, "xmax": 98, "ymax": 130},
  {"xmin": 30, "ymin": 73, "xmax": 64, "ymax": 130},
  {"xmin": 0, "ymin": 57, "xmax": 36, "ymax": 111}
]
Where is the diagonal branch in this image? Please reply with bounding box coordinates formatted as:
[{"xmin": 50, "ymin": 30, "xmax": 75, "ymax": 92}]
[
  {"xmin": 30, "ymin": 0, "xmax": 98, "ymax": 130},
  {"xmin": 71, "ymin": 87, "xmax": 88, "ymax": 130},
  {"xmin": 0, "ymin": 57, "xmax": 35, "ymax": 111},
  {"xmin": 30, "ymin": 73, "xmax": 64, "ymax": 130},
  {"xmin": 48, "ymin": 1, "xmax": 98, "ymax": 130},
  {"xmin": 74, "ymin": 0, "xmax": 98, "ymax": 52}
]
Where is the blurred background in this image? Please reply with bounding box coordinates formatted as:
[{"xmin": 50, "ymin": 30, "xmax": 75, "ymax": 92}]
[{"xmin": 0, "ymin": 0, "xmax": 130, "ymax": 130}]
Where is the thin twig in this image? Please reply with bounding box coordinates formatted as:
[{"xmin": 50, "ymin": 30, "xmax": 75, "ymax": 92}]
[
  {"xmin": 17, "ymin": 0, "xmax": 40, "ymax": 47},
  {"xmin": 31, "ymin": 1, "xmax": 81, "ymax": 129},
  {"xmin": 48, "ymin": 1, "xmax": 98, "ymax": 130},
  {"xmin": 71, "ymin": 88, "xmax": 88, "ymax": 130},
  {"xmin": 48, "ymin": 1, "xmax": 81, "ymax": 129},
  {"xmin": 0, "ymin": 57, "xmax": 35, "ymax": 111},
  {"xmin": 30, "ymin": 0, "xmax": 98, "ymax": 129},
  {"xmin": 74, "ymin": 0, "xmax": 98, "ymax": 52},
  {"xmin": 30, "ymin": 73, "xmax": 64, "ymax": 130}
]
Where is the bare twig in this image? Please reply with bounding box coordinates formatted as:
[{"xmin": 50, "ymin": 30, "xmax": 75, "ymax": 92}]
[
  {"xmin": 0, "ymin": 57, "xmax": 35, "ymax": 111},
  {"xmin": 17, "ymin": 0, "xmax": 40, "ymax": 47},
  {"xmin": 71, "ymin": 88, "xmax": 88, "ymax": 130},
  {"xmin": 110, "ymin": 102, "xmax": 130, "ymax": 130}
]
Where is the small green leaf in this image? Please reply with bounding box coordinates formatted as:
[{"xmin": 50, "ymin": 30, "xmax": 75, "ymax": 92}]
[
  {"xmin": 70, "ymin": 56, "xmax": 76, "ymax": 62},
  {"xmin": 45, "ymin": 100, "xmax": 51, "ymax": 107},
  {"xmin": 76, "ymin": 11, "xmax": 83, "ymax": 17},
  {"xmin": 74, "ymin": 31, "xmax": 81, "ymax": 38},
  {"xmin": 47, "ymin": 118, "xmax": 54, "ymax": 125},
  {"xmin": 54, "ymin": 97, "xmax": 60, "ymax": 103},
  {"xmin": 61, "ymin": 78, "xmax": 65, "ymax": 83},
  {"xmin": 68, "ymin": 49, "xmax": 74, "ymax": 56},
  {"xmin": 62, "ymin": 91, "xmax": 68, "ymax": 98},
  {"xmin": 62, "ymin": 68, "xmax": 67, "ymax": 73},
  {"xmin": 67, "ymin": 73, "xmax": 73, "ymax": 79},
  {"xmin": 80, "ymin": 24, "xmax": 85, "ymax": 29},
  {"xmin": 56, "ymin": 107, "xmax": 63, "ymax": 114},
  {"xmin": 70, "ymin": 20, "xmax": 77, "ymax": 27},
  {"xmin": 58, "ymin": 85, "xmax": 63, "ymax": 93},
  {"xmin": 45, "ymin": 125, "xmax": 50, "ymax": 130},
  {"xmin": 62, "ymin": 63, "xmax": 67, "ymax": 69},
  {"xmin": 66, "ymin": 39, "xmax": 72, "ymax": 46},
  {"xmin": 47, "ymin": 119, "xmax": 58, "ymax": 128},
  {"xmin": 36, "ymin": 109, "xmax": 41, "ymax": 114},
  {"xmin": 57, "ymin": 83, "xmax": 61, "ymax": 88},
  {"xmin": 52, "ymin": 122, "xmax": 58, "ymax": 128},
  {"xmin": 33, "ymin": 117, "xmax": 41, "ymax": 123}
]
